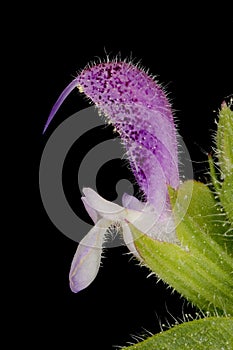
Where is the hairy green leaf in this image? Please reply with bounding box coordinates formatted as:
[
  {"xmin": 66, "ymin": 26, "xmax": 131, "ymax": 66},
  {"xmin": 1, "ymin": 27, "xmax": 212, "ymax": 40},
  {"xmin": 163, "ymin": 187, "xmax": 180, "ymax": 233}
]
[
  {"xmin": 216, "ymin": 103, "xmax": 233, "ymax": 176},
  {"xmin": 130, "ymin": 181, "xmax": 233, "ymax": 314},
  {"xmin": 123, "ymin": 317, "xmax": 233, "ymax": 350}
]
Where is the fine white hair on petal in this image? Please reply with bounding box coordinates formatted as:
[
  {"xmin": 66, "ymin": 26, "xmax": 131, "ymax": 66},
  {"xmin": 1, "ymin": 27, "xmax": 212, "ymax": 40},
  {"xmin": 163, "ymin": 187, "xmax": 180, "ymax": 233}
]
[
  {"xmin": 122, "ymin": 222, "xmax": 141, "ymax": 260},
  {"xmin": 69, "ymin": 218, "xmax": 111, "ymax": 293}
]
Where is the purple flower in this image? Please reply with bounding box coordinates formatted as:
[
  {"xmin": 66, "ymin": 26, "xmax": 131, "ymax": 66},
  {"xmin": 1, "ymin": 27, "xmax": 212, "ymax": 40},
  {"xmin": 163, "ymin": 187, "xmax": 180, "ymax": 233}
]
[{"xmin": 44, "ymin": 60, "xmax": 179, "ymax": 292}]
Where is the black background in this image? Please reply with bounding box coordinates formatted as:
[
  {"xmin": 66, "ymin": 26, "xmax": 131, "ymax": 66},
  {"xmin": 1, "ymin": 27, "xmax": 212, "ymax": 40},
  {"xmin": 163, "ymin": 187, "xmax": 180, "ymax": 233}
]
[{"xmin": 25, "ymin": 5, "xmax": 233, "ymax": 349}]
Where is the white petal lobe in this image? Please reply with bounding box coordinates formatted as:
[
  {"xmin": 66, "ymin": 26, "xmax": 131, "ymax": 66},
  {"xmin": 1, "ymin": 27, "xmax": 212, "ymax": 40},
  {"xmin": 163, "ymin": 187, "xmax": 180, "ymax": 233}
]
[{"xmin": 69, "ymin": 218, "xmax": 111, "ymax": 293}]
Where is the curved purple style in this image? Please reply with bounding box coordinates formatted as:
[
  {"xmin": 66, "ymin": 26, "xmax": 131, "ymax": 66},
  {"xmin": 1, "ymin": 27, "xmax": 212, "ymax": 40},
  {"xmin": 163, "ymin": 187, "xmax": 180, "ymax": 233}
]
[{"xmin": 43, "ymin": 79, "xmax": 79, "ymax": 133}]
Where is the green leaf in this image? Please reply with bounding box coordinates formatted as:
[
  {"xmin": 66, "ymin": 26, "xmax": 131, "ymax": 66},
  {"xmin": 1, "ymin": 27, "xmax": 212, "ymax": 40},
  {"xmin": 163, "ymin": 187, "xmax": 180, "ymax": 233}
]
[
  {"xmin": 169, "ymin": 180, "xmax": 233, "ymax": 257},
  {"xmin": 168, "ymin": 181, "xmax": 233, "ymax": 310},
  {"xmin": 123, "ymin": 317, "xmax": 233, "ymax": 350},
  {"xmin": 208, "ymin": 154, "xmax": 221, "ymax": 193},
  {"xmin": 216, "ymin": 103, "xmax": 233, "ymax": 176},
  {"xmin": 130, "ymin": 180, "xmax": 233, "ymax": 314},
  {"xmin": 220, "ymin": 173, "xmax": 233, "ymax": 226}
]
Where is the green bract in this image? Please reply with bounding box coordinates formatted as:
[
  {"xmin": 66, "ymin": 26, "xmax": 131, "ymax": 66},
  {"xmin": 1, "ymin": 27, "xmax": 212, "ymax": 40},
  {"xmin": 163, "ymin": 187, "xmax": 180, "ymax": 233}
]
[
  {"xmin": 129, "ymin": 180, "xmax": 233, "ymax": 315},
  {"xmin": 123, "ymin": 317, "xmax": 233, "ymax": 349},
  {"xmin": 220, "ymin": 173, "xmax": 233, "ymax": 225},
  {"xmin": 217, "ymin": 104, "xmax": 233, "ymax": 229},
  {"xmin": 216, "ymin": 103, "xmax": 233, "ymax": 176}
]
